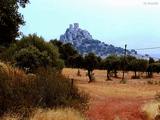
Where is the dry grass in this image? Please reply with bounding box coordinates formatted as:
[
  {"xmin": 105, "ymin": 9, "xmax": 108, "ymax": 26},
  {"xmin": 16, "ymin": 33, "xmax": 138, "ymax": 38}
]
[
  {"xmin": 142, "ymin": 101, "xmax": 160, "ymax": 120},
  {"xmin": 63, "ymin": 68, "xmax": 160, "ymax": 120},
  {"xmin": 2, "ymin": 108, "xmax": 86, "ymax": 120},
  {"xmin": 31, "ymin": 108, "xmax": 86, "ymax": 120},
  {"xmin": 0, "ymin": 61, "xmax": 27, "ymax": 84},
  {"xmin": 62, "ymin": 68, "xmax": 160, "ymax": 99},
  {"xmin": 0, "ymin": 65, "xmax": 88, "ymax": 118},
  {"xmin": 2, "ymin": 116, "xmax": 20, "ymax": 120}
]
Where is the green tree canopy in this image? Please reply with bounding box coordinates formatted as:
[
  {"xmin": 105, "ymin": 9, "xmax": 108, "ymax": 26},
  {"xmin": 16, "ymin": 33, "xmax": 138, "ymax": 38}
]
[
  {"xmin": 5, "ymin": 34, "xmax": 64, "ymax": 72},
  {"xmin": 0, "ymin": 0, "xmax": 29, "ymax": 46},
  {"xmin": 84, "ymin": 53, "xmax": 98, "ymax": 82},
  {"xmin": 103, "ymin": 55, "xmax": 120, "ymax": 80},
  {"xmin": 50, "ymin": 40, "xmax": 78, "ymax": 67}
]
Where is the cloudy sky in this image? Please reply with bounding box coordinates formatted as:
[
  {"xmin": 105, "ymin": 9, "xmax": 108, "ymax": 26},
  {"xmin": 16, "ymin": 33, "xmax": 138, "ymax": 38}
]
[{"xmin": 20, "ymin": 0, "xmax": 160, "ymax": 58}]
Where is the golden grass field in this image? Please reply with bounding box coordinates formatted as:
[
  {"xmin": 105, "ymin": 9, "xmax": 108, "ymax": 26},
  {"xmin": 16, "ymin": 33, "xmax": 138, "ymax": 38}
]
[
  {"xmin": 2, "ymin": 108, "xmax": 86, "ymax": 120},
  {"xmin": 62, "ymin": 68, "xmax": 160, "ymax": 120}
]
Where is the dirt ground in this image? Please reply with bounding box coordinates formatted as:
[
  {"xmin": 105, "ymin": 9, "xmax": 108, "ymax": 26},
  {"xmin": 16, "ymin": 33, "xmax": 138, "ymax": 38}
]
[{"xmin": 62, "ymin": 68, "xmax": 160, "ymax": 120}]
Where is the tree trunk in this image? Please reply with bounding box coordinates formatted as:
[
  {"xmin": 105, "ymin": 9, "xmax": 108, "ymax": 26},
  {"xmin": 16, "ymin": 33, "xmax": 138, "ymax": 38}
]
[
  {"xmin": 107, "ymin": 70, "xmax": 111, "ymax": 80},
  {"xmin": 135, "ymin": 71, "xmax": 137, "ymax": 77},
  {"xmin": 77, "ymin": 69, "xmax": 81, "ymax": 76},
  {"xmin": 114, "ymin": 69, "xmax": 117, "ymax": 78},
  {"xmin": 88, "ymin": 70, "xmax": 92, "ymax": 83}
]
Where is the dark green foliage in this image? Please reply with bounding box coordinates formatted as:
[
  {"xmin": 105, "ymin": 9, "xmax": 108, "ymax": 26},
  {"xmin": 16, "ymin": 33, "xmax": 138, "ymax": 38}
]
[
  {"xmin": 14, "ymin": 46, "xmax": 50, "ymax": 70},
  {"xmin": 147, "ymin": 63, "xmax": 160, "ymax": 78},
  {"xmin": 0, "ymin": 0, "xmax": 29, "ymax": 46},
  {"xmin": 100, "ymin": 55, "xmax": 148, "ymax": 80},
  {"xmin": 84, "ymin": 53, "xmax": 98, "ymax": 82},
  {"xmin": 50, "ymin": 40, "xmax": 78, "ymax": 67},
  {"xmin": 146, "ymin": 65, "xmax": 153, "ymax": 78},
  {"xmin": 68, "ymin": 54, "xmax": 84, "ymax": 68},
  {"xmin": 102, "ymin": 55, "xmax": 120, "ymax": 80},
  {"xmin": 149, "ymin": 57, "xmax": 155, "ymax": 64},
  {"xmin": 152, "ymin": 63, "xmax": 160, "ymax": 73},
  {"xmin": 3, "ymin": 34, "xmax": 64, "ymax": 72},
  {"xmin": 129, "ymin": 59, "xmax": 146, "ymax": 78}
]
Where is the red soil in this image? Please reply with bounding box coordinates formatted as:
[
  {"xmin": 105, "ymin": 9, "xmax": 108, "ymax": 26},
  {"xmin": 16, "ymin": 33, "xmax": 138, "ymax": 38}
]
[{"xmin": 86, "ymin": 97, "xmax": 150, "ymax": 120}]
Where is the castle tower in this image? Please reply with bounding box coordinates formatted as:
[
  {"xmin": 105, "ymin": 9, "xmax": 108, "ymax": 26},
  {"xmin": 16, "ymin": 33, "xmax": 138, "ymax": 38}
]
[
  {"xmin": 74, "ymin": 23, "xmax": 79, "ymax": 29},
  {"xmin": 69, "ymin": 24, "xmax": 73, "ymax": 29}
]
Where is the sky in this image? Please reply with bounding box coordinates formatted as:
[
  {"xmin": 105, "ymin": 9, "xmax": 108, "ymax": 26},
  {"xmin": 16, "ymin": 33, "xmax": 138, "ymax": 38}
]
[{"xmin": 20, "ymin": 0, "xmax": 160, "ymax": 58}]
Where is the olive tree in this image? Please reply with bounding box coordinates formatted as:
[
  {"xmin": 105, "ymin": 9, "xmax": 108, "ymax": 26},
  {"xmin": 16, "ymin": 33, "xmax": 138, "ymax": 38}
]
[{"xmin": 84, "ymin": 53, "xmax": 98, "ymax": 83}]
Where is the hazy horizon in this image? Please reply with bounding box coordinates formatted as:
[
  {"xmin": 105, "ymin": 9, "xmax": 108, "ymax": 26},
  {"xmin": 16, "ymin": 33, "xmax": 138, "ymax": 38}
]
[{"xmin": 20, "ymin": 0, "xmax": 160, "ymax": 58}]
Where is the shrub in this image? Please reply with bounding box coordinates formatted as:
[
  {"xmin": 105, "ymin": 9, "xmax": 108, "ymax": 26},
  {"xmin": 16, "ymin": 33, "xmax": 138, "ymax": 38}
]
[
  {"xmin": 34, "ymin": 68, "xmax": 89, "ymax": 111},
  {"xmin": 0, "ymin": 61, "xmax": 29, "ymax": 115},
  {"xmin": 155, "ymin": 92, "xmax": 160, "ymax": 101},
  {"xmin": 147, "ymin": 80, "xmax": 154, "ymax": 85},
  {"xmin": 2, "ymin": 34, "xmax": 64, "ymax": 72},
  {"xmin": 120, "ymin": 79, "xmax": 127, "ymax": 84},
  {"xmin": 142, "ymin": 101, "xmax": 160, "ymax": 120},
  {"xmin": 131, "ymin": 75, "xmax": 140, "ymax": 79},
  {"xmin": 0, "ymin": 62, "xmax": 88, "ymax": 118}
]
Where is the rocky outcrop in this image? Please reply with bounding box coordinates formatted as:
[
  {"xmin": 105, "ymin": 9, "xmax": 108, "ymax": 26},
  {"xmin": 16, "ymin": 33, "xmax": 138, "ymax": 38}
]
[{"xmin": 60, "ymin": 23, "xmax": 138, "ymax": 58}]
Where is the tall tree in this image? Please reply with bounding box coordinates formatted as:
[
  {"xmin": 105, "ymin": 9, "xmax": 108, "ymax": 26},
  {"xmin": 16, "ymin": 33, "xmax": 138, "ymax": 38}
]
[{"xmin": 0, "ymin": 0, "xmax": 29, "ymax": 46}]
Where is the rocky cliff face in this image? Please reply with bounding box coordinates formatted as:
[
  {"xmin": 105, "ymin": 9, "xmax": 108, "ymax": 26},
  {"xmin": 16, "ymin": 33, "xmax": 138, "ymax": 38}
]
[{"xmin": 60, "ymin": 23, "xmax": 138, "ymax": 58}]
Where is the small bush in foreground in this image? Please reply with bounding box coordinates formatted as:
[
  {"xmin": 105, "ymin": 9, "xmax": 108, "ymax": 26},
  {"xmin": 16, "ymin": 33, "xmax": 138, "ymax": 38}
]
[
  {"xmin": 34, "ymin": 68, "xmax": 89, "ymax": 111},
  {"xmin": 0, "ymin": 62, "xmax": 88, "ymax": 117},
  {"xmin": 142, "ymin": 101, "xmax": 160, "ymax": 120}
]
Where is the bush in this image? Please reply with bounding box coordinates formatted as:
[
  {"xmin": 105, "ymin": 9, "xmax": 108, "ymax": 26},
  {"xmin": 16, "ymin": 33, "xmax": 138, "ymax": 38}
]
[
  {"xmin": 131, "ymin": 75, "xmax": 140, "ymax": 79},
  {"xmin": 34, "ymin": 68, "xmax": 89, "ymax": 111},
  {"xmin": 0, "ymin": 62, "xmax": 88, "ymax": 118},
  {"xmin": 142, "ymin": 101, "xmax": 160, "ymax": 120},
  {"xmin": 155, "ymin": 92, "xmax": 160, "ymax": 101},
  {"xmin": 2, "ymin": 34, "xmax": 64, "ymax": 72},
  {"xmin": 147, "ymin": 80, "xmax": 154, "ymax": 85}
]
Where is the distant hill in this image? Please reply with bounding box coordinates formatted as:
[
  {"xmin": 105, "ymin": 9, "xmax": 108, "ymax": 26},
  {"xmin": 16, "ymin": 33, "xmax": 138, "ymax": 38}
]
[{"xmin": 60, "ymin": 23, "xmax": 145, "ymax": 58}]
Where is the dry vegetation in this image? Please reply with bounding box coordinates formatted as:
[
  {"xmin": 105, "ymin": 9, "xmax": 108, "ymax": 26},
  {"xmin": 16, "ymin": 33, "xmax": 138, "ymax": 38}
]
[
  {"xmin": 2, "ymin": 108, "xmax": 85, "ymax": 120},
  {"xmin": 142, "ymin": 101, "xmax": 160, "ymax": 120},
  {"xmin": 63, "ymin": 68, "xmax": 160, "ymax": 98},
  {"xmin": 63, "ymin": 68, "xmax": 160, "ymax": 120},
  {"xmin": 1, "ymin": 67, "xmax": 160, "ymax": 120},
  {"xmin": 0, "ymin": 63, "xmax": 88, "ymax": 119}
]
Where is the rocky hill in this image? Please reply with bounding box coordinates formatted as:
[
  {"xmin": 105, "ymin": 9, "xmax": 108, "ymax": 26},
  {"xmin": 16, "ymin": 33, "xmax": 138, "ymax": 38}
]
[{"xmin": 60, "ymin": 23, "xmax": 138, "ymax": 58}]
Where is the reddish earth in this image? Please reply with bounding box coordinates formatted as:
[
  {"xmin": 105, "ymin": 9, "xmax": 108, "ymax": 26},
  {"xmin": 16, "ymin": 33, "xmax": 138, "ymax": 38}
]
[{"xmin": 86, "ymin": 97, "xmax": 150, "ymax": 120}]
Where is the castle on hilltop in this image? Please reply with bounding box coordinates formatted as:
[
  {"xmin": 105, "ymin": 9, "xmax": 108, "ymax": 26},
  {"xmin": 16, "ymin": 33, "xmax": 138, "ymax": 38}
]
[{"xmin": 59, "ymin": 23, "xmax": 139, "ymax": 58}]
